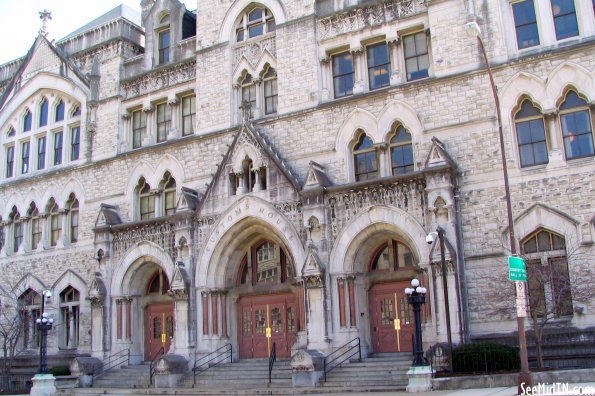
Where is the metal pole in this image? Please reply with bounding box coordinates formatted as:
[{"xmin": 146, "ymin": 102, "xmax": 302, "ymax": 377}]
[
  {"xmin": 38, "ymin": 292, "xmax": 47, "ymax": 374},
  {"xmin": 437, "ymin": 227, "xmax": 453, "ymax": 372},
  {"xmin": 408, "ymin": 292, "xmax": 426, "ymax": 366},
  {"xmin": 475, "ymin": 35, "xmax": 531, "ymax": 392}
]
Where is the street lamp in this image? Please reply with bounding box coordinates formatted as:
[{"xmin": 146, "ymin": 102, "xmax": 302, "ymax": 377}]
[
  {"xmin": 35, "ymin": 290, "xmax": 53, "ymax": 374},
  {"xmin": 464, "ymin": 21, "xmax": 532, "ymax": 390},
  {"xmin": 426, "ymin": 227, "xmax": 453, "ymax": 371},
  {"xmin": 405, "ymin": 279, "xmax": 427, "ymax": 366}
]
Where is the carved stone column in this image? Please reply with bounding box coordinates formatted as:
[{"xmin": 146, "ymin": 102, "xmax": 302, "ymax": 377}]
[
  {"xmin": 167, "ymin": 98, "xmax": 179, "ymax": 139},
  {"xmin": 319, "ymin": 56, "xmax": 330, "ymax": 101},
  {"xmin": 350, "ymin": 47, "xmax": 365, "ymax": 95},
  {"xmin": 387, "ymin": 36, "xmax": 402, "ymax": 85}
]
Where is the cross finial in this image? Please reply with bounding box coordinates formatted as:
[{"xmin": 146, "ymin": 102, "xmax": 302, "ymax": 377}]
[{"xmin": 39, "ymin": 9, "xmax": 52, "ymax": 36}]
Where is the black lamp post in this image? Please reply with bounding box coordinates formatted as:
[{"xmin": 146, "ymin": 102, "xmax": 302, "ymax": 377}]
[
  {"xmin": 405, "ymin": 279, "xmax": 427, "ymax": 366},
  {"xmin": 36, "ymin": 290, "xmax": 53, "ymax": 374}
]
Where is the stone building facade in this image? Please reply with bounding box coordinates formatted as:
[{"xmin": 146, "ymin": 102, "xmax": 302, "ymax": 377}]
[{"xmin": 0, "ymin": 0, "xmax": 593, "ymax": 374}]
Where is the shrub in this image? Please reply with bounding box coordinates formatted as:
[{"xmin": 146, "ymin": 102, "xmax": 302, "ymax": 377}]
[
  {"xmin": 48, "ymin": 366, "xmax": 71, "ymax": 376},
  {"xmin": 452, "ymin": 342, "xmax": 520, "ymax": 374}
]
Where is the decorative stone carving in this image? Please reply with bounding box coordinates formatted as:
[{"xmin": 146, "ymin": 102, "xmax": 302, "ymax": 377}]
[
  {"xmin": 87, "ymin": 272, "xmax": 106, "ymax": 308},
  {"xmin": 168, "ymin": 262, "xmax": 189, "ymax": 300},
  {"xmin": 112, "ymin": 222, "xmax": 176, "ymax": 261},
  {"xmin": 317, "ymin": 0, "xmax": 430, "ymax": 41},
  {"xmin": 121, "ymin": 60, "xmax": 196, "ymax": 99},
  {"xmin": 302, "ymin": 248, "xmax": 324, "ymax": 288},
  {"xmin": 274, "ymin": 202, "xmax": 305, "ymax": 243},
  {"xmin": 233, "ymin": 35, "xmax": 276, "ymax": 70}
]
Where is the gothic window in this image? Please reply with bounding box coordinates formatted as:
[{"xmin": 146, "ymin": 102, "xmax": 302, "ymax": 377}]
[
  {"xmin": 39, "ymin": 98, "xmax": 49, "ymax": 127},
  {"xmin": 367, "ymin": 42, "xmax": 390, "ymax": 90},
  {"xmin": 161, "ymin": 172, "xmax": 176, "ymax": 216},
  {"xmin": 551, "ymin": 0, "xmax": 579, "ymax": 40},
  {"xmin": 23, "ymin": 109, "xmax": 32, "ymax": 132},
  {"xmin": 241, "ymin": 73, "xmax": 256, "ymax": 119},
  {"xmin": 512, "ymin": 0, "xmax": 540, "ymax": 49},
  {"xmin": 5, "ymin": 145, "xmax": 14, "ymax": 178},
  {"xmin": 155, "ymin": 102, "xmax": 171, "ymax": 143},
  {"xmin": 68, "ymin": 194, "xmax": 79, "ymax": 243},
  {"xmin": 138, "ymin": 177, "xmax": 155, "ymax": 220},
  {"xmin": 132, "ymin": 110, "xmax": 147, "ymax": 149},
  {"xmin": 55, "ymin": 99, "xmax": 65, "ymax": 122},
  {"xmin": 71, "ymin": 106, "xmax": 81, "ymax": 117},
  {"xmin": 157, "ymin": 14, "xmax": 171, "ymax": 65},
  {"xmin": 21, "ymin": 141, "xmax": 30, "ymax": 174},
  {"xmin": 522, "ymin": 229, "xmax": 572, "ymax": 318},
  {"xmin": 238, "ymin": 241, "xmax": 293, "ymax": 286},
  {"xmin": 235, "ymin": 6, "xmax": 276, "ymax": 42},
  {"xmin": 7, "ymin": 126, "xmax": 15, "ymax": 137},
  {"xmin": 559, "ymin": 91, "xmax": 594, "ymax": 160},
  {"xmin": 70, "ymin": 126, "xmax": 80, "ymax": 161},
  {"xmin": 59, "ymin": 287, "xmax": 80, "ymax": 348},
  {"xmin": 37, "ymin": 136, "xmax": 46, "ymax": 170},
  {"xmin": 369, "ymin": 240, "xmax": 415, "ymax": 272},
  {"xmin": 48, "ymin": 198, "xmax": 61, "ymax": 247},
  {"xmin": 10, "ymin": 207, "xmax": 22, "ymax": 253},
  {"xmin": 390, "ymin": 125, "xmax": 414, "ymax": 175},
  {"xmin": 404, "ymin": 31, "xmax": 430, "ymax": 81},
  {"xmin": 263, "ymin": 66, "xmax": 278, "ymax": 115},
  {"xmin": 332, "ymin": 51, "xmax": 354, "ymax": 98},
  {"xmin": 147, "ymin": 269, "xmax": 169, "ymax": 295},
  {"xmin": 181, "ymin": 95, "xmax": 196, "ymax": 136},
  {"xmin": 53, "ymin": 130, "xmax": 63, "ymax": 165},
  {"xmin": 18, "ymin": 289, "xmax": 41, "ymax": 349},
  {"xmin": 515, "ymin": 100, "xmax": 548, "ymax": 167},
  {"xmin": 353, "ymin": 132, "xmax": 378, "ymax": 181},
  {"xmin": 28, "ymin": 202, "xmax": 41, "ymax": 250}
]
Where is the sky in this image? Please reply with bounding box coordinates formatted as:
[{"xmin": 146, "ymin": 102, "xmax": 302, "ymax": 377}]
[{"xmin": 0, "ymin": 0, "xmax": 192, "ymax": 65}]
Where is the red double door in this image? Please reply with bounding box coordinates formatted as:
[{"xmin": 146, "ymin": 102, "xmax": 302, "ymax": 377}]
[
  {"xmin": 145, "ymin": 302, "xmax": 174, "ymax": 361},
  {"xmin": 238, "ymin": 293, "xmax": 298, "ymax": 359},
  {"xmin": 369, "ymin": 282, "xmax": 415, "ymax": 353}
]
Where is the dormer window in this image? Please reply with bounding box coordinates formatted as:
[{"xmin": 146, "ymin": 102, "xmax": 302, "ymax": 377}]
[
  {"xmin": 235, "ymin": 7, "xmax": 275, "ymax": 42},
  {"xmin": 157, "ymin": 14, "xmax": 171, "ymax": 65}
]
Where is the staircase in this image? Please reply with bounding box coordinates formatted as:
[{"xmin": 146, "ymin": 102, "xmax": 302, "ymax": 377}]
[
  {"xmin": 321, "ymin": 352, "xmax": 411, "ymax": 391},
  {"xmin": 182, "ymin": 358, "xmax": 292, "ymax": 390},
  {"xmin": 90, "ymin": 363, "xmax": 151, "ymax": 389}
]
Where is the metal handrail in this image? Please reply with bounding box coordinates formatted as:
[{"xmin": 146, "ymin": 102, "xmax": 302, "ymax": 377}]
[
  {"xmin": 149, "ymin": 347, "xmax": 165, "ymax": 385},
  {"xmin": 268, "ymin": 342, "xmax": 276, "ymax": 384},
  {"xmin": 193, "ymin": 344, "xmax": 232, "ymax": 385},
  {"xmin": 323, "ymin": 337, "xmax": 361, "ymax": 382},
  {"xmin": 91, "ymin": 348, "xmax": 130, "ymax": 384}
]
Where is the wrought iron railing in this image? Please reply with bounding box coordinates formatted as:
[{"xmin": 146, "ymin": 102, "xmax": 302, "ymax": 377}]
[
  {"xmin": 323, "ymin": 337, "xmax": 361, "ymax": 382},
  {"xmin": 91, "ymin": 348, "xmax": 130, "ymax": 385},
  {"xmin": 149, "ymin": 347, "xmax": 165, "ymax": 385},
  {"xmin": 268, "ymin": 342, "xmax": 276, "ymax": 384},
  {"xmin": 193, "ymin": 343, "xmax": 232, "ymax": 386}
]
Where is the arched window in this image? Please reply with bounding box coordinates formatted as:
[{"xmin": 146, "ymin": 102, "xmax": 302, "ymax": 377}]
[
  {"xmin": 55, "ymin": 99, "xmax": 65, "ymax": 122},
  {"xmin": 157, "ymin": 14, "xmax": 170, "ymax": 65},
  {"xmin": 19, "ymin": 289, "xmax": 42, "ymax": 349},
  {"xmin": 28, "ymin": 202, "xmax": 41, "ymax": 250},
  {"xmin": 39, "ymin": 98, "xmax": 49, "ymax": 127},
  {"xmin": 241, "ymin": 73, "xmax": 256, "ymax": 119},
  {"xmin": 237, "ymin": 241, "xmax": 293, "ymax": 286},
  {"xmin": 48, "ymin": 198, "xmax": 61, "ymax": 246},
  {"xmin": 369, "ymin": 240, "xmax": 415, "ymax": 271},
  {"xmin": 10, "ymin": 206, "xmax": 22, "ymax": 253},
  {"xmin": 7, "ymin": 126, "xmax": 15, "ymax": 137},
  {"xmin": 59, "ymin": 286, "xmax": 80, "ymax": 348},
  {"xmin": 522, "ymin": 229, "xmax": 572, "ymax": 318},
  {"xmin": 515, "ymin": 100, "xmax": 548, "ymax": 167},
  {"xmin": 235, "ymin": 6, "xmax": 276, "ymax": 42},
  {"xmin": 23, "ymin": 109, "xmax": 32, "ymax": 132},
  {"xmin": 147, "ymin": 269, "xmax": 169, "ymax": 295},
  {"xmin": 559, "ymin": 91, "xmax": 594, "ymax": 160},
  {"xmin": 262, "ymin": 65, "xmax": 278, "ymax": 115},
  {"xmin": 162, "ymin": 172, "xmax": 176, "ymax": 216},
  {"xmin": 390, "ymin": 125, "xmax": 414, "ymax": 175},
  {"xmin": 353, "ymin": 132, "xmax": 378, "ymax": 181},
  {"xmin": 71, "ymin": 105, "xmax": 81, "ymax": 117},
  {"xmin": 138, "ymin": 178, "xmax": 155, "ymax": 220},
  {"xmin": 68, "ymin": 194, "xmax": 79, "ymax": 243}
]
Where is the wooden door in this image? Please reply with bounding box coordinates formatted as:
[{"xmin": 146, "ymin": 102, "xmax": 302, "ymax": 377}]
[
  {"xmin": 238, "ymin": 293, "xmax": 297, "ymax": 358},
  {"xmin": 369, "ymin": 282, "xmax": 414, "ymax": 353},
  {"xmin": 145, "ymin": 302, "xmax": 174, "ymax": 361}
]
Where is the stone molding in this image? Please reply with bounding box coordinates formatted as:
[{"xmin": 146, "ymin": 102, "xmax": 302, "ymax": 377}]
[
  {"xmin": 121, "ymin": 60, "xmax": 196, "ymax": 100},
  {"xmin": 233, "ymin": 34, "xmax": 276, "ymax": 70}
]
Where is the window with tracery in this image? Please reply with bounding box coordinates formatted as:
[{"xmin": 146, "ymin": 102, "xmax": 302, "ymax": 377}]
[
  {"xmin": 390, "ymin": 125, "xmax": 414, "ymax": 175},
  {"xmin": 138, "ymin": 178, "xmax": 155, "ymax": 220},
  {"xmin": 559, "ymin": 91, "xmax": 594, "ymax": 160},
  {"xmin": 235, "ymin": 7, "xmax": 276, "ymax": 42},
  {"xmin": 60, "ymin": 286, "xmax": 80, "ymax": 348},
  {"xmin": 515, "ymin": 99, "xmax": 548, "ymax": 167},
  {"xmin": 237, "ymin": 241, "xmax": 293, "ymax": 286},
  {"xmin": 370, "ymin": 240, "xmax": 415, "ymax": 271},
  {"xmin": 353, "ymin": 132, "xmax": 377, "ymax": 181},
  {"xmin": 48, "ymin": 198, "xmax": 61, "ymax": 247},
  {"xmin": 28, "ymin": 202, "xmax": 41, "ymax": 250},
  {"xmin": 162, "ymin": 172, "xmax": 176, "ymax": 216}
]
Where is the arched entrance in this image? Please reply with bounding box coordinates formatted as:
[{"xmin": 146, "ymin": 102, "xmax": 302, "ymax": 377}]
[
  {"xmin": 144, "ymin": 269, "xmax": 174, "ymax": 360},
  {"xmin": 366, "ymin": 239, "xmax": 427, "ymax": 353},
  {"xmin": 235, "ymin": 240, "xmax": 299, "ymax": 358}
]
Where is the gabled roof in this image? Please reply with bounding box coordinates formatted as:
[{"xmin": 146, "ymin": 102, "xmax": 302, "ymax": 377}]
[
  {"xmin": 423, "ymin": 137, "xmax": 457, "ymax": 170},
  {"xmin": 176, "ymin": 187, "xmax": 201, "ymax": 213},
  {"xmin": 95, "ymin": 204, "xmax": 122, "ymax": 228},
  {"xmin": 198, "ymin": 121, "xmax": 301, "ymax": 212},
  {"xmin": 303, "ymin": 161, "xmax": 332, "ymax": 190},
  {"xmin": 0, "ymin": 34, "xmax": 89, "ymax": 110},
  {"xmin": 58, "ymin": 4, "xmax": 142, "ymax": 42}
]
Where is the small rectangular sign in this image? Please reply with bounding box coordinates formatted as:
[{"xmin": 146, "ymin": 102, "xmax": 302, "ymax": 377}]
[
  {"xmin": 516, "ymin": 281, "xmax": 527, "ymax": 317},
  {"xmin": 508, "ymin": 256, "xmax": 527, "ymax": 282}
]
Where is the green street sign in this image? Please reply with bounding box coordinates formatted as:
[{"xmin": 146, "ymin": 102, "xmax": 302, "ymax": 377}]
[{"xmin": 508, "ymin": 256, "xmax": 527, "ymax": 282}]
